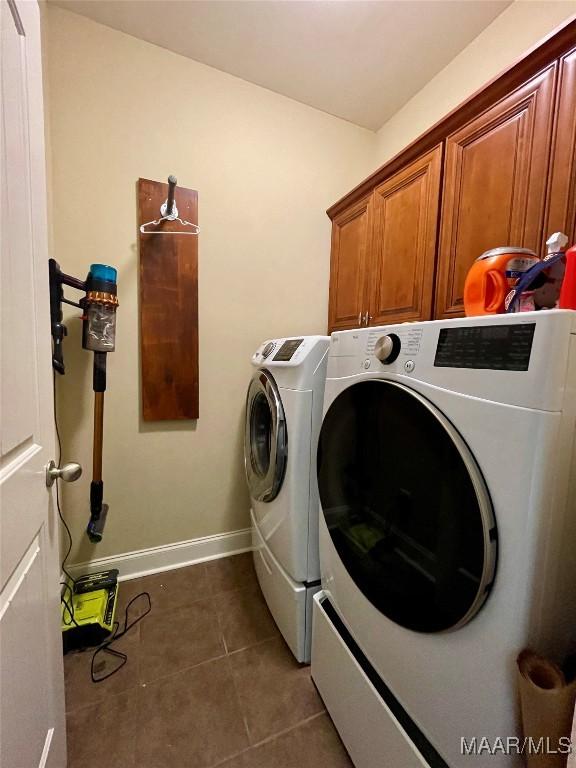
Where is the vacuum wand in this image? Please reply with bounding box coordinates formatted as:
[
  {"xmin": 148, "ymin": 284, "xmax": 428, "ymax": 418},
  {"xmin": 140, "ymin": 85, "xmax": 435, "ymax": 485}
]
[{"xmin": 87, "ymin": 352, "xmax": 108, "ymax": 542}]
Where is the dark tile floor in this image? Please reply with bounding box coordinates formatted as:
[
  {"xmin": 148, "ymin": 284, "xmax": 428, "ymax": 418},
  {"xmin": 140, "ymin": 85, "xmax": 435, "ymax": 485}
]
[{"xmin": 64, "ymin": 552, "xmax": 353, "ymax": 768}]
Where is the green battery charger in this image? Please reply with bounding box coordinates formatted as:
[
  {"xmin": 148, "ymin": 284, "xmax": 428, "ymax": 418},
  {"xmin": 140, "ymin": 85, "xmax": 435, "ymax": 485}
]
[{"xmin": 61, "ymin": 569, "xmax": 119, "ymax": 653}]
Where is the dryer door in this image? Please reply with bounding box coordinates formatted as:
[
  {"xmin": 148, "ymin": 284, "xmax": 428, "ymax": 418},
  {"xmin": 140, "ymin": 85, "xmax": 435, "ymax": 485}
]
[
  {"xmin": 317, "ymin": 380, "xmax": 497, "ymax": 633},
  {"xmin": 245, "ymin": 370, "xmax": 288, "ymax": 503}
]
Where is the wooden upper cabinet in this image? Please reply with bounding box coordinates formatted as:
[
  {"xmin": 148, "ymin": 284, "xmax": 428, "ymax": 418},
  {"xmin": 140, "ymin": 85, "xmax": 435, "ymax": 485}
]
[
  {"xmin": 368, "ymin": 145, "xmax": 443, "ymax": 325},
  {"xmin": 435, "ymin": 64, "xmax": 557, "ymax": 319},
  {"xmin": 328, "ymin": 194, "xmax": 372, "ymax": 332},
  {"xmin": 326, "ymin": 21, "xmax": 576, "ymax": 332},
  {"xmin": 544, "ymin": 46, "xmax": 576, "ymax": 244}
]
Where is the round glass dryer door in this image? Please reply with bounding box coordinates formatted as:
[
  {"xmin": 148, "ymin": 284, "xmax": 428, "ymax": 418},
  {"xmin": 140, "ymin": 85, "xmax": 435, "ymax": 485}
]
[
  {"xmin": 317, "ymin": 380, "xmax": 497, "ymax": 633},
  {"xmin": 245, "ymin": 370, "xmax": 287, "ymax": 503}
]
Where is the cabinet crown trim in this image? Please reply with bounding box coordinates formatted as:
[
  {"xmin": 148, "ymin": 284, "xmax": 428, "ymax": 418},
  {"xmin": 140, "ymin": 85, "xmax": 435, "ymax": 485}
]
[{"xmin": 327, "ymin": 17, "xmax": 576, "ymax": 220}]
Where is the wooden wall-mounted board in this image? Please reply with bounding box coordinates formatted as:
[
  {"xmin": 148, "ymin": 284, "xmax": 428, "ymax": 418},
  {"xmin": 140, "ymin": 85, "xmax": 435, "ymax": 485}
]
[{"xmin": 138, "ymin": 178, "xmax": 199, "ymax": 420}]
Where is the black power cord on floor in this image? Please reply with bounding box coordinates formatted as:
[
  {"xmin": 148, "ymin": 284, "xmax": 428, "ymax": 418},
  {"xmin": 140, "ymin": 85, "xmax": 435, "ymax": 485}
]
[
  {"xmin": 91, "ymin": 592, "xmax": 152, "ymax": 683},
  {"xmin": 52, "ymin": 373, "xmax": 152, "ymax": 682}
]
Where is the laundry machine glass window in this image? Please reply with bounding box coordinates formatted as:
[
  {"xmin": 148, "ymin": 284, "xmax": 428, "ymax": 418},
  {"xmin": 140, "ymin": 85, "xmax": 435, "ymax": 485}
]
[
  {"xmin": 245, "ymin": 371, "xmax": 287, "ymax": 503},
  {"xmin": 317, "ymin": 380, "xmax": 496, "ymax": 633},
  {"xmin": 251, "ymin": 391, "xmax": 273, "ymax": 477}
]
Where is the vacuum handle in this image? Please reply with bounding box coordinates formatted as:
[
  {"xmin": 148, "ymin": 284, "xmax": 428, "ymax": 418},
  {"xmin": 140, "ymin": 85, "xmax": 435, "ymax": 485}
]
[
  {"xmin": 93, "ymin": 391, "xmax": 104, "ymax": 481},
  {"xmin": 90, "ymin": 480, "xmax": 103, "ymax": 517},
  {"xmin": 93, "ymin": 351, "xmax": 107, "ymax": 393},
  {"xmin": 92, "ymin": 354, "xmax": 106, "ymax": 482},
  {"xmin": 87, "ymin": 352, "xmax": 108, "ymax": 543}
]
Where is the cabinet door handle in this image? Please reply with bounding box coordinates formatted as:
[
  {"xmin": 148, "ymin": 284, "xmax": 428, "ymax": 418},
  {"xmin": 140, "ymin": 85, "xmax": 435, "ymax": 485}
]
[
  {"xmin": 358, "ymin": 312, "xmax": 362, "ymax": 326},
  {"xmin": 362, "ymin": 312, "xmax": 371, "ymax": 326}
]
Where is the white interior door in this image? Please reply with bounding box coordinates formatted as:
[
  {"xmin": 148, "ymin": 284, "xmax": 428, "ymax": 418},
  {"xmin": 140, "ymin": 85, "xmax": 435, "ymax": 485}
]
[{"xmin": 1, "ymin": 1, "xmax": 67, "ymax": 765}]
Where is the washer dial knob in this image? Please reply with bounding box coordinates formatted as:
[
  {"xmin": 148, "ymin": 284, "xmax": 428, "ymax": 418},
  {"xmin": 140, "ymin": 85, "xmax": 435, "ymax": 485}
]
[
  {"xmin": 374, "ymin": 334, "xmax": 401, "ymax": 364},
  {"xmin": 261, "ymin": 342, "xmax": 275, "ymax": 359}
]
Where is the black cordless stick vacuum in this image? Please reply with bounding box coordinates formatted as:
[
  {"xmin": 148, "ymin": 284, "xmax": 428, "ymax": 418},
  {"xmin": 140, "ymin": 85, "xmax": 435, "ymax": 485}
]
[{"xmin": 49, "ymin": 259, "xmax": 119, "ymax": 542}]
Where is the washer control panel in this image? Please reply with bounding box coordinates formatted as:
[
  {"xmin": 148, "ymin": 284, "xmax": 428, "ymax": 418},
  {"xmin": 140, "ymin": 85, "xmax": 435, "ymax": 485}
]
[
  {"xmin": 273, "ymin": 338, "xmax": 304, "ymax": 361},
  {"xmin": 252, "ymin": 336, "xmax": 326, "ymax": 367}
]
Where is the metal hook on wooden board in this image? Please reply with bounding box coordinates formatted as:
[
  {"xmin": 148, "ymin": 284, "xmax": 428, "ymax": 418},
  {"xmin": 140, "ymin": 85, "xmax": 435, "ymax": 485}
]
[
  {"xmin": 161, "ymin": 175, "xmax": 178, "ymax": 220},
  {"xmin": 140, "ymin": 175, "xmax": 200, "ymax": 236}
]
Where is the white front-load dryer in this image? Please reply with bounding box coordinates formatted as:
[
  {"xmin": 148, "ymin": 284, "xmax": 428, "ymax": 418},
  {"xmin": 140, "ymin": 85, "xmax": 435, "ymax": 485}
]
[
  {"xmin": 311, "ymin": 311, "xmax": 576, "ymax": 768},
  {"xmin": 245, "ymin": 335, "xmax": 329, "ymax": 662}
]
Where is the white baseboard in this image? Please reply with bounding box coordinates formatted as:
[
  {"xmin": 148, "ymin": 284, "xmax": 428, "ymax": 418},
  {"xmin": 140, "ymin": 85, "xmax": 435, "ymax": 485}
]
[{"xmin": 67, "ymin": 528, "xmax": 252, "ymax": 582}]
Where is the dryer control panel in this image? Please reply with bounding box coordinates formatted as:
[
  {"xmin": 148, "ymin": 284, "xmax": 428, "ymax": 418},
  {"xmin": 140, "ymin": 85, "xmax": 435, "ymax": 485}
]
[
  {"xmin": 434, "ymin": 323, "xmax": 535, "ymax": 371},
  {"xmin": 326, "ymin": 310, "xmax": 576, "ymax": 412}
]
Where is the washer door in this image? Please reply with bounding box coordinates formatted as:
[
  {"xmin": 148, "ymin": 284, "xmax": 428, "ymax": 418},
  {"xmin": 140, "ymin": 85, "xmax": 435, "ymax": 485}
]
[
  {"xmin": 317, "ymin": 380, "xmax": 497, "ymax": 633},
  {"xmin": 245, "ymin": 370, "xmax": 288, "ymax": 503}
]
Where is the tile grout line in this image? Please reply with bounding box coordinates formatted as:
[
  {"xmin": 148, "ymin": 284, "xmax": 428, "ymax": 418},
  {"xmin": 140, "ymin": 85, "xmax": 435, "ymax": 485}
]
[
  {"xmin": 141, "ymin": 649, "xmax": 231, "ymax": 687},
  {"xmin": 64, "ymin": 624, "xmax": 142, "ymax": 716},
  {"xmin": 212, "ymin": 582, "xmax": 230, "ymax": 657},
  {"xmin": 97, "ymin": 563, "xmax": 260, "ymax": 693},
  {"xmin": 213, "ymin": 636, "xmax": 327, "ymax": 768},
  {"xmin": 208, "ymin": 711, "xmax": 329, "ymax": 768},
  {"xmin": 222, "ymin": 633, "xmax": 284, "ymax": 729},
  {"xmin": 65, "ymin": 683, "xmax": 141, "ymax": 717},
  {"xmin": 226, "ymin": 633, "xmax": 279, "ymax": 657},
  {"xmin": 65, "ymin": 616, "xmax": 224, "ymax": 715},
  {"xmin": 118, "ymin": 560, "xmax": 259, "ymax": 609},
  {"xmin": 223, "ymin": 652, "xmax": 253, "ymax": 746},
  {"xmin": 251, "ymin": 710, "xmax": 328, "ymax": 750},
  {"xmin": 136, "ymin": 589, "xmax": 277, "ymax": 688},
  {"xmin": 66, "ymin": 618, "xmax": 278, "ymax": 716},
  {"xmin": 243, "ymin": 715, "xmax": 252, "ymax": 744}
]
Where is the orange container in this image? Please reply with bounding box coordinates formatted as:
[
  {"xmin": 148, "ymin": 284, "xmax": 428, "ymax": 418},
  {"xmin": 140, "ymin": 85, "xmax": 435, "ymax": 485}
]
[{"xmin": 464, "ymin": 247, "xmax": 539, "ymax": 316}]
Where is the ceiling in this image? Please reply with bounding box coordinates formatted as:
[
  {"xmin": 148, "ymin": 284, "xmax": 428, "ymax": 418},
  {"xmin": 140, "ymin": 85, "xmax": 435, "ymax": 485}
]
[{"xmin": 50, "ymin": 0, "xmax": 512, "ymax": 130}]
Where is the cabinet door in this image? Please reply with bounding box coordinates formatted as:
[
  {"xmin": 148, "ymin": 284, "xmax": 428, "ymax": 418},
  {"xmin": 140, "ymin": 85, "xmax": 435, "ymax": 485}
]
[
  {"xmin": 544, "ymin": 46, "xmax": 576, "ymax": 245},
  {"xmin": 435, "ymin": 64, "xmax": 557, "ymax": 319},
  {"xmin": 328, "ymin": 195, "xmax": 372, "ymax": 332},
  {"xmin": 368, "ymin": 145, "xmax": 442, "ymax": 326}
]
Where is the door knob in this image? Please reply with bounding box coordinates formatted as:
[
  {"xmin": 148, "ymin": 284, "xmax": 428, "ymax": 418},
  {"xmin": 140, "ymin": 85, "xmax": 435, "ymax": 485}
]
[{"xmin": 45, "ymin": 460, "xmax": 82, "ymax": 487}]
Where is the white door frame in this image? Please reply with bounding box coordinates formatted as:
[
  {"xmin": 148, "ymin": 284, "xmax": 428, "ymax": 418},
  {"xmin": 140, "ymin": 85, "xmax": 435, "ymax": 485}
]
[{"xmin": 1, "ymin": 1, "xmax": 67, "ymax": 765}]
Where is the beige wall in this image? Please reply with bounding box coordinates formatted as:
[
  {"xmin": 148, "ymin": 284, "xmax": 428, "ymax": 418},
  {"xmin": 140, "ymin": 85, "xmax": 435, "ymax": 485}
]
[
  {"xmin": 44, "ymin": 0, "xmax": 575, "ymax": 565},
  {"xmin": 43, "ymin": 5, "xmax": 376, "ymax": 563},
  {"xmin": 376, "ymin": 0, "xmax": 576, "ymax": 165}
]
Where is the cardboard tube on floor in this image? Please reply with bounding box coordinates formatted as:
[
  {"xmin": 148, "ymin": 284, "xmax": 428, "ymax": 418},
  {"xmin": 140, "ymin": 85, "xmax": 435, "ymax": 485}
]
[
  {"xmin": 517, "ymin": 650, "xmax": 576, "ymax": 768},
  {"xmin": 569, "ymin": 708, "xmax": 576, "ymax": 768}
]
